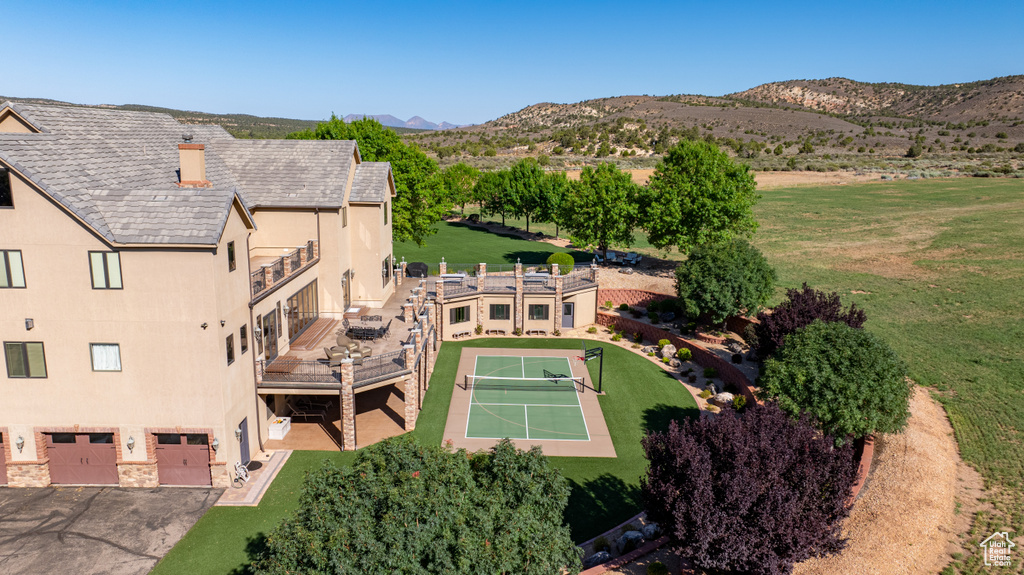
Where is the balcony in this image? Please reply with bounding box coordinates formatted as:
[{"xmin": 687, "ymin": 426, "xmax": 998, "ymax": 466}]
[
  {"xmin": 250, "ymin": 240, "xmax": 318, "ymax": 300},
  {"xmin": 257, "ymin": 349, "xmax": 408, "ymax": 389}
]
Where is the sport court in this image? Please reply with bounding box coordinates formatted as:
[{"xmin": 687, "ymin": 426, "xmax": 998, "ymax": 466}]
[
  {"xmin": 443, "ymin": 347, "xmax": 616, "ymax": 457},
  {"xmin": 466, "ymin": 355, "xmax": 589, "ymax": 441}
]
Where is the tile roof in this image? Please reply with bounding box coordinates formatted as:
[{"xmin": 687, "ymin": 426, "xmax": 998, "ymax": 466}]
[
  {"xmin": 0, "ymin": 102, "xmax": 387, "ymax": 245},
  {"xmin": 349, "ymin": 162, "xmax": 394, "ymax": 203}
]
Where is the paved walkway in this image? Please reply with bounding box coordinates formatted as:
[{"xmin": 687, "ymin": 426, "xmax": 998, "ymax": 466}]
[
  {"xmin": 0, "ymin": 486, "xmax": 220, "ymax": 575},
  {"xmin": 215, "ymin": 450, "xmax": 290, "ymax": 507}
]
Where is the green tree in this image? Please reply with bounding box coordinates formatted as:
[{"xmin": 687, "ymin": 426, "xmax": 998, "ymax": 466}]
[
  {"xmin": 642, "ymin": 141, "xmax": 759, "ymax": 254},
  {"xmin": 537, "ymin": 171, "xmax": 570, "ymax": 238},
  {"xmin": 759, "ymin": 320, "xmax": 912, "ymax": 442},
  {"xmin": 546, "ymin": 252, "xmax": 575, "ymax": 274},
  {"xmin": 507, "ymin": 158, "xmax": 546, "ymax": 232},
  {"xmin": 253, "ymin": 436, "xmax": 581, "ymax": 574},
  {"xmin": 474, "ymin": 170, "xmax": 514, "ymax": 226},
  {"xmin": 773, "ymin": 144, "xmax": 784, "ymax": 155},
  {"xmin": 441, "ymin": 162, "xmax": 480, "ymax": 215},
  {"xmin": 559, "ymin": 163, "xmax": 640, "ymax": 259},
  {"xmin": 288, "ymin": 116, "xmax": 449, "ymax": 245},
  {"xmin": 674, "ymin": 239, "xmax": 775, "ymax": 324}
]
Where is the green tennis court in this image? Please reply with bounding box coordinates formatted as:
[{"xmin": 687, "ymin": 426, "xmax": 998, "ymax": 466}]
[{"xmin": 465, "ymin": 355, "xmax": 590, "ymax": 441}]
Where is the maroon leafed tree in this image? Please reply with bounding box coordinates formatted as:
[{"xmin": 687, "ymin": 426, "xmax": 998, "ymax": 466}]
[
  {"xmin": 754, "ymin": 283, "xmax": 866, "ymax": 358},
  {"xmin": 641, "ymin": 403, "xmax": 857, "ymax": 575}
]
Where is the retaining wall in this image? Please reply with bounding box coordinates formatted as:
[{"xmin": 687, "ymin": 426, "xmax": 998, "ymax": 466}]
[{"xmin": 596, "ymin": 289, "xmax": 673, "ymax": 309}]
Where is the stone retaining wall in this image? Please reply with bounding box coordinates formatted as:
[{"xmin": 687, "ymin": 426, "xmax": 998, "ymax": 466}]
[{"xmin": 596, "ymin": 289, "xmax": 673, "ymax": 309}]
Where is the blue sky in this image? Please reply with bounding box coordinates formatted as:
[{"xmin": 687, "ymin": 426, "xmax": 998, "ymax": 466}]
[{"xmin": 5, "ymin": 0, "xmax": 1022, "ymax": 125}]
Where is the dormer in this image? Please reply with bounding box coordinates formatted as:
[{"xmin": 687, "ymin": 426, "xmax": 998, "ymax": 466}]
[
  {"xmin": 178, "ymin": 135, "xmax": 212, "ymax": 188},
  {"xmin": 0, "ymin": 104, "xmax": 42, "ymax": 134}
]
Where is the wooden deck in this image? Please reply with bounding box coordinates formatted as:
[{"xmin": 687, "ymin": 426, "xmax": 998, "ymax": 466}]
[{"xmin": 289, "ymin": 318, "xmax": 339, "ymax": 351}]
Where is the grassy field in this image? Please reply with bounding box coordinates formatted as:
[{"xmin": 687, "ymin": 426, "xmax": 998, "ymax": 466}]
[
  {"xmin": 751, "ymin": 178, "xmax": 1024, "ymax": 574},
  {"xmin": 395, "ymin": 220, "xmax": 592, "ymax": 266},
  {"xmin": 152, "ymin": 338, "xmax": 697, "ymax": 574}
]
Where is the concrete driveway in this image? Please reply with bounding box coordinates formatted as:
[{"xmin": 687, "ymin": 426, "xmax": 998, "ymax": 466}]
[{"xmin": 0, "ymin": 486, "xmax": 221, "ymax": 575}]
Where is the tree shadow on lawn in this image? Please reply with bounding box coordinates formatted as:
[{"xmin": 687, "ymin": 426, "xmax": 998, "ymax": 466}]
[
  {"xmin": 229, "ymin": 533, "xmax": 269, "ymax": 575},
  {"xmin": 564, "ymin": 473, "xmax": 641, "ymax": 543},
  {"xmin": 642, "ymin": 402, "xmax": 700, "ymax": 435},
  {"xmin": 503, "ymin": 249, "xmax": 595, "ymax": 265}
]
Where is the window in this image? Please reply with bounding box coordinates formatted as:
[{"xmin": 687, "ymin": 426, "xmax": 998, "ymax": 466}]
[
  {"xmin": 240, "ymin": 325, "xmax": 248, "ymax": 354},
  {"xmin": 450, "ymin": 305, "xmax": 470, "ymax": 324},
  {"xmin": 0, "ymin": 250, "xmax": 25, "ymax": 288},
  {"xmin": 0, "ymin": 169, "xmax": 11, "ymax": 207},
  {"xmin": 528, "ymin": 304, "xmax": 549, "ymax": 320},
  {"xmin": 4, "ymin": 342, "xmax": 46, "ymax": 378},
  {"xmin": 286, "ymin": 280, "xmax": 319, "ymax": 341},
  {"xmin": 226, "ymin": 334, "xmax": 235, "ymax": 365},
  {"xmin": 342, "ymin": 206, "xmax": 348, "ymax": 227},
  {"xmin": 227, "ymin": 241, "xmax": 236, "ymax": 272},
  {"xmin": 90, "ymin": 343, "xmax": 122, "ymax": 371},
  {"xmin": 255, "ymin": 316, "xmax": 263, "ymax": 355},
  {"xmin": 382, "ymin": 255, "xmax": 392, "ymax": 288},
  {"xmin": 384, "ymin": 202, "xmax": 388, "ymax": 225},
  {"xmin": 89, "ymin": 251, "xmax": 122, "ymax": 289},
  {"xmin": 490, "ymin": 304, "xmax": 510, "ymax": 321}
]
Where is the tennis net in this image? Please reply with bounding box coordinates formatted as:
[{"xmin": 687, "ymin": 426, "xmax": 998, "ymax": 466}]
[{"xmin": 464, "ymin": 374, "xmax": 584, "ymax": 392}]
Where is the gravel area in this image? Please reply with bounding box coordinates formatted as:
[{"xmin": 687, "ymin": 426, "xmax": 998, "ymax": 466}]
[{"xmin": 792, "ymin": 387, "xmax": 959, "ymax": 575}]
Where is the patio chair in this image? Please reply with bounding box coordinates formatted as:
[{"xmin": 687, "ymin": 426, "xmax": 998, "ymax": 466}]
[
  {"xmin": 286, "ymin": 398, "xmax": 327, "ymax": 421},
  {"xmin": 324, "ymin": 347, "xmax": 347, "ymax": 361},
  {"xmin": 380, "ymin": 319, "xmax": 393, "ymax": 340},
  {"xmin": 297, "ymin": 396, "xmax": 333, "ymax": 412}
]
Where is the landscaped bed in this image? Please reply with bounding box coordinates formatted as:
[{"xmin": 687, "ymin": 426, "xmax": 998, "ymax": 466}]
[{"xmin": 152, "ymin": 338, "xmax": 698, "ymax": 574}]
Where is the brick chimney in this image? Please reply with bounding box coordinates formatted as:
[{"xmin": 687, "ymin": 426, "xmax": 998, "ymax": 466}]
[{"xmin": 178, "ymin": 135, "xmax": 211, "ymax": 188}]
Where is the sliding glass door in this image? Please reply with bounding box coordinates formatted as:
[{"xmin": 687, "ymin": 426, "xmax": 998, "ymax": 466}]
[{"xmin": 287, "ymin": 280, "xmax": 319, "ymax": 341}]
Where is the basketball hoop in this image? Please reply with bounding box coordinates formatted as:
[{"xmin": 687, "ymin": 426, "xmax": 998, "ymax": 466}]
[{"xmin": 573, "ymin": 355, "xmax": 585, "ymax": 368}]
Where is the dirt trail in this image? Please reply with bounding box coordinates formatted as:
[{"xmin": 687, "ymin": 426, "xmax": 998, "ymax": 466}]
[{"xmin": 562, "ymin": 169, "xmax": 889, "ymax": 188}]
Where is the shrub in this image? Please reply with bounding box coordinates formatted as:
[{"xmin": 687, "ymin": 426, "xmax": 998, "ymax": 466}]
[
  {"xmin": 699, "ymin": 389, "xmax": 713, "ymax": 399},
  {"xmin": 742, "ymin": 323, "xmax": 759, "ymax": 349},
  {"xmin": 605, "ymin": 300, "xmax": 614, "ymax": 309},
  {"xmin": 705, "ymin": 404, "xmax": 719, "ymax": 413},
  {"xmin": 611, "ymin": 333, "xmax": 622, "ymax": 342},
  {"xmin": 619, "ymin": 303, "xmax": 630, "ymax": 311},
  {"xmin": 658, "ymin": 339, "xmax": 670, "ymax": 348},
  {"xmin": 647, "ymin": 561, "xmax": 669, "ymax": 575},
  {"xmin": 662, "ymin": 357, "xmax": 671, "ymax": 364},
  {"xmin": 253, "ymin": 436, "xmax": 582, "ymax": 575},
  {"xmin": 675, "ymin": 239, "xmax": 776, "ymax": 324},
  {"xmin": 755, "ymin": 283, "xmax": 866, "ymax": 358},
  {"xmin": 648, "ymin": 352, "xmax": 656, "ymax": 357},
  {"xmin": 587, "ymin": 326, "xmax": 598, "ymax": 334},
  {"xmin": 545, "ymin": 252, "xmax": 574, "ymax": 274},
  {"xmin": 475, "ymin": 324, "xmax": 483, "ymax": 335},
  {"xmin": 552, "ymin": 146, "xmax": 565, "ymax": 155},
  {"xmin": 996, "ymin": 132, "xmax": 1008, "ymax": 139},
  {"xmin": 631, "ymin": 308, "xmax": 644, "ymax": 318},
  {"xmin": 648, "ymin": 311, "xmax": 660, "ymax": 322},
  {"xmin": 677, "ymin": 348, "xmax": 692, "ymax": 361},
  {"xmin": 592, "ymin": 536, "xmax": 610, "ymax": 552},
  {"xmin": 732, "ymin": 395, "xmax": 747, "ymax": 411},
  {"xmin": 552, "ymin": 329, "xmax": 561, "ymax": 337},
  {"xmin": 642, "ymin": 403, "xmax": 857, "ymax": 575},
  {"xmin": 703, "ymin": 367, "xmax": 717, "ymax": 379},
  {"xmin": 634, "ymin": 332, "xmax": 644, "ymax": 343},
  {"xmin": 513, "ymin": 328, "xmax": 523, "ymax": 336},
  {"xmin": 647, "ymin": 300, "xmax": 661, "ymax": 313},
  {"xmin": 760, "ymin": 320, "xmax": 911, "ymax": 441}
]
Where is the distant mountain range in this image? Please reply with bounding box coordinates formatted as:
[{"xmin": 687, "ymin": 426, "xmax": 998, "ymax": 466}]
[{"xmin": 343, "ymin": 114, "xmax": 468, "ymax": 131}]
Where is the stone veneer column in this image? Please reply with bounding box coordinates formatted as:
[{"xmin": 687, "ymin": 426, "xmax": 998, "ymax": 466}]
[
  {"xmin": 262, "ymin": 264, "xmax": 274, "ymax": 288},
  {"xmin": 554, "ymin": 264, "xmax": 563, "ymax": 332},
  {"xmin": 403, "ymin": 344, "xmax": 418, "ymax": 430},
  {"xmin": 418, "ymin": 280, "xmax": 427, "ymax": 309},
  {"xmin": 434, "ymin": 280, "xmax": 445, "ymax": 339},
  {"xmin": 439, "ymin": 259, "xmax": 447, "ymax": 276},
  {"xmin": 399, "ymin": 259, "xmax": 407, "ymax": 286},
  {"xmin": 412, "ymin": 327, "xmax": 423, "ymax": 355},
  {"xmin": 403, "ymin": 301, "xmax": 415, "ymax": 323},
  {"xmin": 297, "ymin": 245, "xmax": 308, "ymax": 267},
  {"xmin": 590, "ymin": 261, "xmax": 598, "ymax": 281},
  {"xmin": 282, "ymin": 250, "xmax": 293, "ymax": 276},
  {"xmin": 311, "ymin": 239, "xmax": 319, "ymax": 260},
  {"xmin": 514, "ymin": 261, "xmax": 524, "ymax": 333},
  {"xmin": 339, "ymin": 359, "xmax": 356, "ymax": 451}
]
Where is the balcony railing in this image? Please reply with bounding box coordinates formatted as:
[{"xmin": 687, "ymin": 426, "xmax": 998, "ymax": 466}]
[
  {"xmin": 562, "ymin": 270, "xmax": 596, "ymax": 292},
  {"xmin": 523, "ymin": 274, "xmax": 555, "ymax": 292},
  {"xmin": 257, "ymin": 348, "xmax": 408, "ymax": 388},
  {"xmin": 353, "ymin": 349, "xmax": 408, "ymax": 386},
  {"xmin": 482, "ymin": 276, "xmax": 516, "ymax": 292},
  {"xmin": 444, "ymin": 277, "xmax": 478, "ymax": 297},
  {"xmin": 250, "ymin": 240, "xmax": 319, "ymax": 299}
]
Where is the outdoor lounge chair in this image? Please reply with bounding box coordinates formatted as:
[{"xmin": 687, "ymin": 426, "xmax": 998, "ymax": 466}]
[{"xmin": 286, "ymin": 398, "xmax": 326, "ymax": 421}]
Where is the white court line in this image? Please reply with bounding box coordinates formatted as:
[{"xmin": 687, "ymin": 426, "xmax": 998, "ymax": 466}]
[
  {"xmin": 475, "ymin": 402, "xmax": 584, "ymax": 407},
  {"xmin": 521, "ymin": 356, "xmax": 526, "ymax": 378},
  {"xmin": 524, "ymin": 404, "xmax": 530, "ymax": 440}
]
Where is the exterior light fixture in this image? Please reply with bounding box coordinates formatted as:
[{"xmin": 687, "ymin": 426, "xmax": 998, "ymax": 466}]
[
  {"xmin": 220, "ymin": 320, "xmax": 226, "ymax": 327},
  {"xmin": 211, "ymin": 437, "xmax": 219, "ymax": 452},
  {"xmin": 201, "ymin": 322, "xmax": 209, "ymax": 330},
  {"xmin": 234, "ymin": 427, "xmax": 242, "ymax": 442},
  {"xmin": 25, "ymin": 318, "xmax": 34, "ymax": 330},
  {"xmin": 16, "ymin": 435, "xmax": 25, "ymax": 453},
  {"xmin": 126, "ymin": 436, "xmax": 135, "ymax": 453}
]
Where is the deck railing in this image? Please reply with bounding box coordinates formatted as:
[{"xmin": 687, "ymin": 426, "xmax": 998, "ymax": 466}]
[
  {"xmin": 250, "ymin": 240, "xmax": 319, "ymax": 299},
  {"xmin": 444, "ymin": 277, "xmax": 478, "ymax": 297},
  {"xmin": 482, "ymin": 276, "xmax": 516, "ymax": 292},
  {"xmin": 562, "ymin": 269, "xmax": 596, "ymax": 292},
  {"xmin": 353, "ymin": 349, "xmax": 407, "ymax": 385},
  {"xmin": 251, "ymin": 269, "xmax": 266, "ymax": 295},
  {"xmin": 258, "ymin": 359, "xmax": 340, "ymax": 384}
]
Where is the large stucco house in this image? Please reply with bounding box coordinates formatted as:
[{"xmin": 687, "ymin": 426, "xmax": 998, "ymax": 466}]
[{"xmin": 0, "ymin": 102, "xmax": 401, "ymax": 488}]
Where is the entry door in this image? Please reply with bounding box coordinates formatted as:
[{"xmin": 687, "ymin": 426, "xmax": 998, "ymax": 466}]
[
  {"xmin": 562, "ymin": 302, "xmax": 575, "ymax": 328},
  {"xmin": 238, "ymin": 418, "xmax": 250, "ymax": 465},
  {"xmin": 155, "ymin": 434, "xmax": 212, "ymax": 486},
  {"xmin": 47, "ymin": 433, "xmax": 118, "ymax": 485},
  {"xmin": 0, "ymin": 433, "xmax": 6, "ymax": 484},
  {"xmin": 263, "ymin": 311, "xmax": 278, "ymax": 361}
]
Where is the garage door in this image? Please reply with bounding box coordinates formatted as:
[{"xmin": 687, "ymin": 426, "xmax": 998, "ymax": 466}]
[
  {"xmin": 155, "ymin": 434, "xmax": 211, "ymax": 486},
  {"xmin": 47, "ymin": 433, "xmax": 118, "ymax": 485},
  {"xmin": 0, "ymin": 433, "xmax": 6, "ymax": 484}
]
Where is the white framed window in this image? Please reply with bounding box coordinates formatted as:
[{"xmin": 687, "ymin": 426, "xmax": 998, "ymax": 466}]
[
  {"xmin": 90, "ymin": 343, "xmax": 122, "ymax": 372},
  {"xmin": 89, "ymin": 251, "xmax": 122, "ymax": 289},
  {"xmin": 0, "ymin": 250, "xmax": 25, "ymax": 288}
]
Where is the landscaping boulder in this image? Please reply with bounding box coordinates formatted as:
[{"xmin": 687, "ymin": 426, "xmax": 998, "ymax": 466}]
[
  {"xmin": 660, "ymin": 344, "xmax": 677, "ymax": 358},
  {"xmin": 660, "ymin": 312, "xmax": 676, "ymax": 322},
  {"xmin": 711, "ymin": 392, "xmax": 735, "ymax": 408},
  {"xmin": 705, "ymin": 382, "xmax": 718, "ymax": 395},
  {"xmin": 727, "ymin": 341, "xmax": 745, "ymax": 354},
  {"xmin": 669, "ymin": 359, "xmax": 681, "ymax": 368},
  {"xmin": 583, "ymin": 551, "xmax": 612, "ymax": 569},
  {"xmin": 643, "ymin": 346, "xmax": 658, "ymax": 354},
  {"xmin": 642, "ymin": 522, "xmax": 661, "ymax": 540},
  {"xmin": 617, "ymin": 530, "xmax": 645, "ymax": 554}
]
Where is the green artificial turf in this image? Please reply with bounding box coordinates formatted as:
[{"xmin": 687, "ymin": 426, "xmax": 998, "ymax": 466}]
[{"xmin": 152, "ymin": 338, "xmax": 697, "ymax": 573}]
